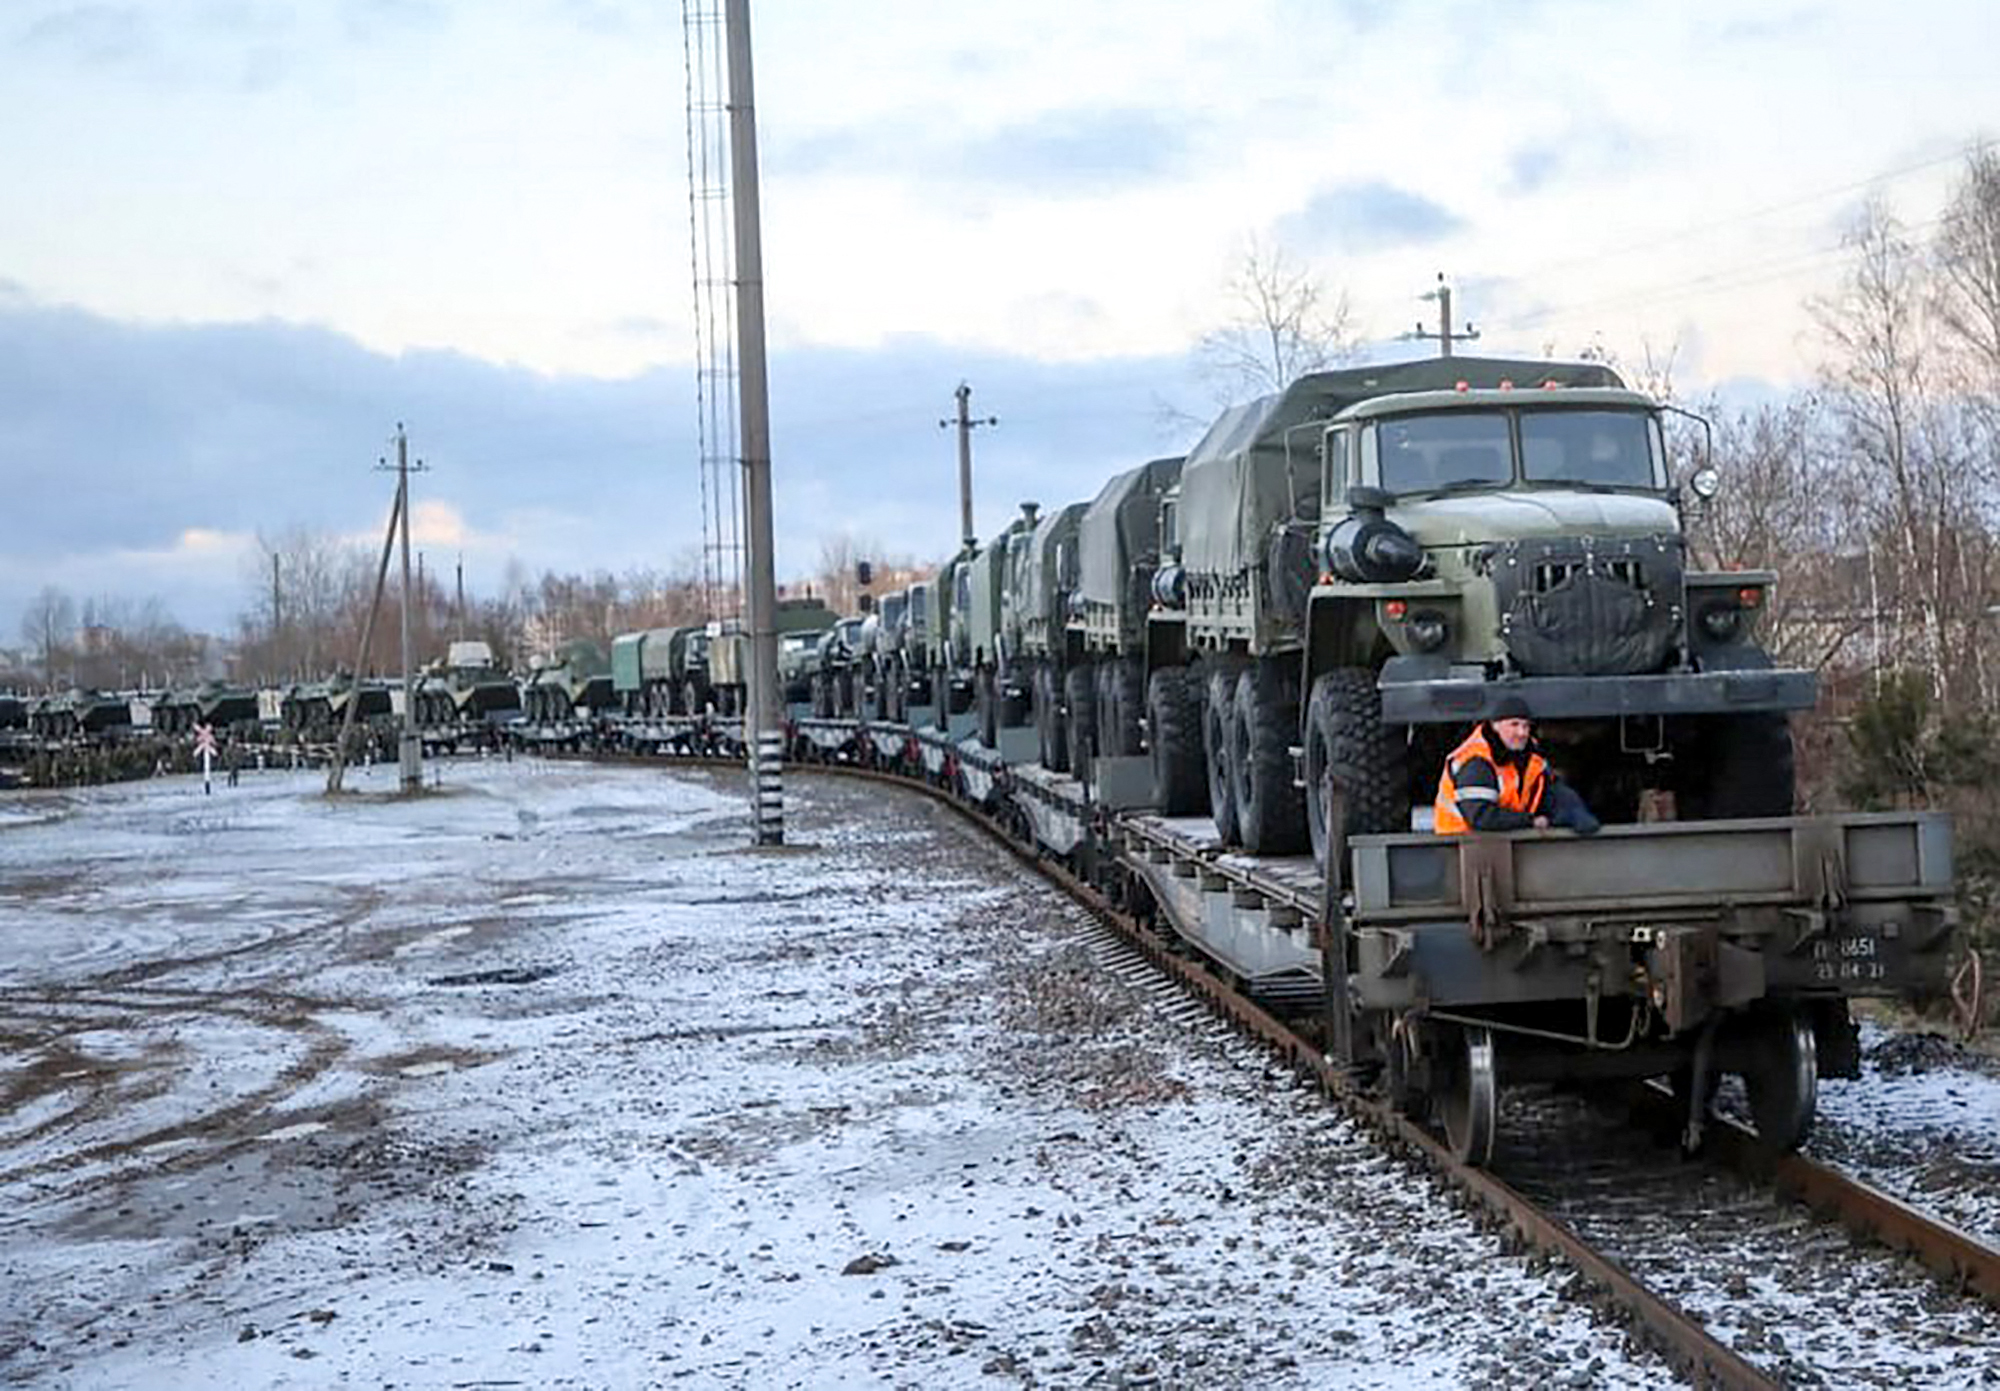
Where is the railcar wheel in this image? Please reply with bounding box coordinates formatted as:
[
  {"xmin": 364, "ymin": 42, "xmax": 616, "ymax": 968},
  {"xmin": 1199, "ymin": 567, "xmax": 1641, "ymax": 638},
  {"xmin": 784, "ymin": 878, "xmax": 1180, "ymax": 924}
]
[
  {"xmin": 1438, "ymin": 1025, "xmax": 1498, "ymax": 1168},
  {"xmin": 1147, "ymin": 666, "xmax": 1205, "ymax": 815},
  {"xmin": 1743, "ymin": 1008, "xmax": 1818, "ymax": 1154},
  {"xmin": 1382, "ymin": 1017, "xmax": 1422, "ymax": 1116},
  {"xmin": 1203, "ymin": 666, "xmax": 1241, "ymax": 845}
]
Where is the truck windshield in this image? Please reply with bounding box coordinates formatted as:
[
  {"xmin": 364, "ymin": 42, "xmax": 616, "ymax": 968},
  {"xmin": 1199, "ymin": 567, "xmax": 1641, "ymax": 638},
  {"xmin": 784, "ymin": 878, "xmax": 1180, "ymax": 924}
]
[
  {"xmin": 1520, "ymin": 409, "xmax": 1660, "ymax": 490},
  {"xmin": 1378, "ymin": 412, "xmax": 1513, "ymax": 494}
]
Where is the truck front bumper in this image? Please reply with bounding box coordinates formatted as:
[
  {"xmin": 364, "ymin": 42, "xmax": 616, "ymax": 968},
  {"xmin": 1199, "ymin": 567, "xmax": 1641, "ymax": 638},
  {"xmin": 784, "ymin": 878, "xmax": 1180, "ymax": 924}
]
[{"xmin": 1377, "ymin": 660, "xmax": 1818, "ymax": 724}]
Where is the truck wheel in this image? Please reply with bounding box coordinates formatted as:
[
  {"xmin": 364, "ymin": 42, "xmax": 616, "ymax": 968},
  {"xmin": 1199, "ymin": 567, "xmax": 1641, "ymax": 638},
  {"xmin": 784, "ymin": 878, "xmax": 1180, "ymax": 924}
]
[
  {"xmin": 1065, "ymin": 664, "xmax": 1096, "ymax": 779},
  {"xmin": 1147, "ymin": 666, "xmax": 1205, "ymax": 815},
  {"xmin": 1674, "ymin": 712, "xmax": 1795, "ymax": 818},
  {"xmin": 1231, "ymin": 661, "xmax": 1308, "ymax": 855},
  {"xmin": 976, "ymin": 669, "xmax": 997, "ymax": 747},
  {"xmin": 1204, "ymin": 665, "xmax": 1242, "ymax": 845},
  {"xmin": 1305, "ymin": 668, "xmax": 1409, "ymax": 868},
  {"xmin": 1000, "ymin": 665, "xmax": 1030, "ymax": 729},
  {"xmin": 1107, "ymin": 658, "xmax": 1145, "ymax": 757},
  {"xmin": 1036, "ymin": 665, "xmax": 1067, "ymax": 771}
]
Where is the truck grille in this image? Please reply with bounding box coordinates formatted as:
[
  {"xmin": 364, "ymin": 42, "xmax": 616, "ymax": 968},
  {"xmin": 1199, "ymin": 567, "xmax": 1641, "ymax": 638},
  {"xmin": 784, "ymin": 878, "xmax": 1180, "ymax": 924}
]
[{"xmin": 1491, "ymin": 536, "xmax": 1683, "ymax": 677}]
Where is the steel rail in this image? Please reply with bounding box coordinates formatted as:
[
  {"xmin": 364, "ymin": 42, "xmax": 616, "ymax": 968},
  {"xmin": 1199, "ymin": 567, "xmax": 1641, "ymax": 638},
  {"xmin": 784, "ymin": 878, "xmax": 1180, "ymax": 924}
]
[{"xmin": 777, "ymin": 743, "xmax": 1780, "ymax": 1390}]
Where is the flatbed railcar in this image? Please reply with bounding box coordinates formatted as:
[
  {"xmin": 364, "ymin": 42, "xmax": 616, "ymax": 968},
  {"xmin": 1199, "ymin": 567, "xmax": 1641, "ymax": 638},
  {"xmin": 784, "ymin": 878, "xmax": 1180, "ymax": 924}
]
[{"xmin": 763, "ymin": 711, "xmax": 1957, "ymax": 1169}]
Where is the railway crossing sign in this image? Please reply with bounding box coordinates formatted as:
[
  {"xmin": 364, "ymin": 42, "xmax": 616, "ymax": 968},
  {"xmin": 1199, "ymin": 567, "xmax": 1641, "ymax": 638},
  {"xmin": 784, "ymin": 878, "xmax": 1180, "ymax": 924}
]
[{"xmin": 194, "ymin": 723, "xmax": 217, "ymax": 794}]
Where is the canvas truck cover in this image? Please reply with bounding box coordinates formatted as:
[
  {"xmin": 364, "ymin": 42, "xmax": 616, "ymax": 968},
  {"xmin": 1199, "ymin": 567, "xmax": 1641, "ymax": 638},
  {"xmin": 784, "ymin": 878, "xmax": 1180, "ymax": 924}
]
[
  {"xmin": 611, "ymin": 632, "xmax": 648, "ymax": 693},
  {"xmin": 1017, "ymin": 502, "xmax": 1087, "ymax": 642},
  {"xmin": 776, "ymin": 597, "xmax": 835, "ymax": 634},
  {"xmin": 1178, "ymin": 358, "xmax": 1625, "ymax": 577},
  {"xmin": 638, "ymin": 626, "xmax": 685, "ymax": 681},
  {"xmin": 1079, "ymin": 456, "xmax": 1183, "ymax": 611}
]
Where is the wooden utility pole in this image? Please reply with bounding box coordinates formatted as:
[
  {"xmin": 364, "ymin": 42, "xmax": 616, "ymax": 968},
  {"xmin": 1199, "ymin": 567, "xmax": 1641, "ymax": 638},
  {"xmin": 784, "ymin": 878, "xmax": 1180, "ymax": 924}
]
[
  {"xmin": 326, "ymin": 478, "xmax": 406, "ymax": 795},
  {"xmin": 725, "ymin": 0, "xmax": 783, "ymax": 845},
  {"xmin": 940, "ymin": 382, "xmax": 998, "ymax": 551}
]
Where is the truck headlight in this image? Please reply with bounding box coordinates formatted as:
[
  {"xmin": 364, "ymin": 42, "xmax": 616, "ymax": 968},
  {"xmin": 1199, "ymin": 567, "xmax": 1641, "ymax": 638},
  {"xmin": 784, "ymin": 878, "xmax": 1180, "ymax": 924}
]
[
  {"xmin": 1407, "ymin": 610, "xmax": 1449, "ymax": 651},
  {"xmin": 1699, "ymin": 602, "xmax": 1741, "ymax": 641}
]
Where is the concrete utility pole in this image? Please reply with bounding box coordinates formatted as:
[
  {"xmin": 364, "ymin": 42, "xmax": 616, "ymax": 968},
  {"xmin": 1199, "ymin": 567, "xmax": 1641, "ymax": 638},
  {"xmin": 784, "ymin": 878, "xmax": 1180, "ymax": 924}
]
[
  {"xmin": 940, "ymin": 383, "xmax": 998, "ymax": 551},
  {"xmin": 1406, "ymin": 272, "xmax": 1480, "ymax": 358},
  {"xmin": 725, "ymin": 0, "xmax": 783, "ymax": 846}
]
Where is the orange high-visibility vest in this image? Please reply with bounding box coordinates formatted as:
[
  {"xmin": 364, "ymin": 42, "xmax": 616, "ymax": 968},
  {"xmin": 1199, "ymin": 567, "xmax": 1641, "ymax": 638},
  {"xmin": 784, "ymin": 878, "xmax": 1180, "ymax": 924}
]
[{"xmin": 1434, "ymin": 726, "xmax": 1549, "ymax": 835}]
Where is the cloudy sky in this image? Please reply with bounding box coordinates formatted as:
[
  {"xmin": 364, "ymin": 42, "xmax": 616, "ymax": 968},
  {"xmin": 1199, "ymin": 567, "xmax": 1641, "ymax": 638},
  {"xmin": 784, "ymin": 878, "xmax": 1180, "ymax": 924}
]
[{"xmin": 3, "ymin": 0, "xmax": 1994, "ymax": 643}]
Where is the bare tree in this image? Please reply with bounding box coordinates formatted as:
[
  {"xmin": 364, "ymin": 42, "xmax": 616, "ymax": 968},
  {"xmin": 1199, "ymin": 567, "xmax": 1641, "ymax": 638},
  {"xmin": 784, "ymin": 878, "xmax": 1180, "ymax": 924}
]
[
  {"xmin": 1934, "ymin": 144, "xmax": 2000, "ymax": 397},
  {"xmin": 19, "ymin": 586, "xmax": 76, "ymax": 690},
  {"xmin": 1191, "ymin": 237, "xmax": 1357, "ymax": 408}
]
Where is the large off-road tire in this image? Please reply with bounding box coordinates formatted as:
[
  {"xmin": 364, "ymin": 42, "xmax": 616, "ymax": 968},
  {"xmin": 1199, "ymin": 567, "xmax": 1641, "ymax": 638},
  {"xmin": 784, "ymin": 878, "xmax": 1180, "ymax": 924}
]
[
  {"xmin": 1063, "ymin": 665, "xmax": 1096, "ymax": 779},
  {"xmin": 1304, "ymin": 668, "xmax": 1409, "ymax": 868},
  {"xmin": 976, "ymin": 668, "xmax": 998, "ymax": 748},
  {"xmin": 1102, "ymin": 657, "xmax": 1146, "ymax": 757},
  {"xmin": 1036, "ymin": 664, "xmax": 1067, "ymax": 771},
  {"xmin": 1230, "ymin": 661, "xmax": 1308, "ymax": 855},
  {"xmin": 999, "ymin": 664, "xmax": 1030, "ymax": 729},
  {"xmin": 1204, "ymin": 664, "xmax": 1242, "ymax": 845},
  {"xmin": 1674, "ymin": 712, "xmax": 1796, "ymax": 819},
  {"xmin": 1146, "ymin": 666, "xmax": 1205, "ymax": 815}
]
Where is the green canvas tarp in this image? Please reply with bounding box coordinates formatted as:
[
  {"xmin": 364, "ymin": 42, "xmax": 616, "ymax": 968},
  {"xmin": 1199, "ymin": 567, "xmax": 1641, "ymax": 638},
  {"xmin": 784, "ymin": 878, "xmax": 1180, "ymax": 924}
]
[
  {"xmin": 1178, "ymin": 358, "xmax": 1623, "ymax": 577},
  {"xmin": 1078, "ymin": 456, "xmax": 1182, "ymax": 611}
]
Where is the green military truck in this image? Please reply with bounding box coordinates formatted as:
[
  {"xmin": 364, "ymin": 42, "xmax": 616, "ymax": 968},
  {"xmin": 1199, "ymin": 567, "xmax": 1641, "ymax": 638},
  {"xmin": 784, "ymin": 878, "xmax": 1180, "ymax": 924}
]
[
  {"xmin": 1062, "ymin": 456, "xmax": 1188, "ymax": 796},
  {"xmin": 1006, "ymin": 500, "xmax": 1087, "ymax": 771},
  {"xmin": 956, "ymin": 505, "xmax": 1042, "ymax": 748},
  {"xmin": 1158, "ymin": 356, "xmax": 1816, "ymax": 861}
]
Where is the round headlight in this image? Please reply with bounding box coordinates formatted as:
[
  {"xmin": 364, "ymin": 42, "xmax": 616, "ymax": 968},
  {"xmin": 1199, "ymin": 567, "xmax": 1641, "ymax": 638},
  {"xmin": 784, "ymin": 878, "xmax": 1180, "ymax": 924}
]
[
  {"xmin": 1699, "ymin": 603, "xmax": 1742, "ymax": 641},
  {"xmin": 1407, "ymin": 610, "xmax": 1449, "ymax": 652},
  {"xmin": 1690, "ymin": 465, "xmax": 1721, "ymax": 500}
]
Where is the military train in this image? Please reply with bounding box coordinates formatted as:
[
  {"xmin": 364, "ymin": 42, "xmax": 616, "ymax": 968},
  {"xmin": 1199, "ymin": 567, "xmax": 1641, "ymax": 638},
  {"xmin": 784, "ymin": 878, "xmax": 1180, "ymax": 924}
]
[
  {"xmin": 0, "ymin": 356, "xmax": 1958, "ymax": 1169},
  {"xmin": 752, "ymin": 355, "xmax": 1954, "ymax": 1168}
]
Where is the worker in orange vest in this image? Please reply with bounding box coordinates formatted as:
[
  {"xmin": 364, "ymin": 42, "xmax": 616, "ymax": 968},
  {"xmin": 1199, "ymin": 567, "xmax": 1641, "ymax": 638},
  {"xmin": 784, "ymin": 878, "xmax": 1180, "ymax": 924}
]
[{"xmin": 1434, "ymin": 695, "xmax": 1600, "ymax": 835}]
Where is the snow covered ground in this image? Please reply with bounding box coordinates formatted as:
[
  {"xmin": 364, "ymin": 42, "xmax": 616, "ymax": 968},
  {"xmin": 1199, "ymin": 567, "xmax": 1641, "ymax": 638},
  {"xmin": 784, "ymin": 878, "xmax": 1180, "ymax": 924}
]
[
  {"xmin": 4, "ymin": 755, "xmax": 1908, "ymax": 1388},
  {"xmin": 1808, "ymin": 1024, "xmax": 2000, "ymax": 1247}
]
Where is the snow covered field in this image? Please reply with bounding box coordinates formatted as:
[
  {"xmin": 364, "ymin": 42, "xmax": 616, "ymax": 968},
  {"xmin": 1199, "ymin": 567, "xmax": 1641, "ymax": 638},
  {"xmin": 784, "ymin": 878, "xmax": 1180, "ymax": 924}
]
[{"xmin": 0, "ymin": 757, "xmax": 1978, "ymax": 1388}]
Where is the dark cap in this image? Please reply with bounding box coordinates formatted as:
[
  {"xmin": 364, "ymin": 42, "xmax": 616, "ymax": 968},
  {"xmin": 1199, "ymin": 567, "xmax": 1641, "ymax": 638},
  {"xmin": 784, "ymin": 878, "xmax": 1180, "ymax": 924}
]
[{"xmin": 1490, "ymin": 694, "xmax": 1533, "ymax": 722}]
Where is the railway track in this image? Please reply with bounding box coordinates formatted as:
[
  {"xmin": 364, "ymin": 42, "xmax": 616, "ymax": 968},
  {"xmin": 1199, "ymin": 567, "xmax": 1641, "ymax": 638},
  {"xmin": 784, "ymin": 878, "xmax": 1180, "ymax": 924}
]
[{"xmin": 712, "ymin": 719, "xmax": 1997, "ymax": 1389}]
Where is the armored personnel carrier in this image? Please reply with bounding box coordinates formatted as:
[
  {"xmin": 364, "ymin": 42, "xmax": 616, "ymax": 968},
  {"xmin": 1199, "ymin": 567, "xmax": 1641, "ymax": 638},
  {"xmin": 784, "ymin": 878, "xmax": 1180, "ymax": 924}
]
[
  {"xmin": 282, "ymin": 674, "xmax": 392, "ymax": 740},
  {"xmin": 522, "ymin": 639, "xmax": 614, "ymax": 723},
  {"xmin": 152, "ymin": 680, "xmax": 260, "ymax": 737}
]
